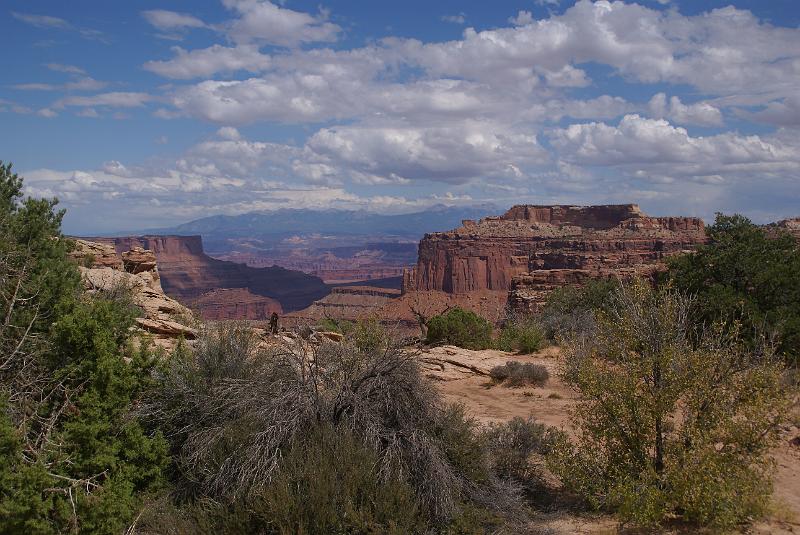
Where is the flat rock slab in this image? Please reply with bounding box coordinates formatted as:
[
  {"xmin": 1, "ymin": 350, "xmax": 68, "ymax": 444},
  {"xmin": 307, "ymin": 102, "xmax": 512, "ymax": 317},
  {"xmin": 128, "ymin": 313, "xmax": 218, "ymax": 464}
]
[
  {"xmin": 135, "ymin": 317, "xmax": 197, "ymax": 339},
  {"xmin": 417, "ymin": 345, "xmax": 518, "ymax": 381}
]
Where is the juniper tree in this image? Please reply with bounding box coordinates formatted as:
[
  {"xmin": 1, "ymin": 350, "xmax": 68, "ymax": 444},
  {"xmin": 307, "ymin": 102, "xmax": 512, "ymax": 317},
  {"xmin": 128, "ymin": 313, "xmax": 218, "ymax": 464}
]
[
  {"xmin": 668, "ymin": 213, "xmax": 800, "ymax": 360},
  {"xmin": 0, "ymin": 161, "xmax": 167, "ymax": 534}
]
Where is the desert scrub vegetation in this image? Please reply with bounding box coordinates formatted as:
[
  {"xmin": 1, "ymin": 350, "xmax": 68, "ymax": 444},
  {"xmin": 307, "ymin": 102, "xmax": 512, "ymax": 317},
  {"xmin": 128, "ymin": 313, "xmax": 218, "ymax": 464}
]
[
  {"xmin": 539, "ymin": 278, "xmax": 618, "ymax": 340},
  {"xmin": 483, "ymin": 417, "xmax": 560, "ymax": 482},
  {"xmin": 548, "ymin": 279, "xmax": 791, "ymax": 529},
  {"xmin": 425, "ymin": 307, "xmax": 494, "ymax": 350},
  {"xmin": 139, "ymin": 322, "xmax": 527, "ymax": 533},
  {"xmin": 426, "ymin": 308, "xmax": 546, "ymax": 354},
  {"xmin": 316, "ymin": 316, "xmax": 355, "ymax": 335},
  {"xmin": 496, "ymin": 313, "xmax": 545, "ymax": 354},
  {"xmin": 489, "ymin": 361, "xmax": 549, "ymax": 388}
]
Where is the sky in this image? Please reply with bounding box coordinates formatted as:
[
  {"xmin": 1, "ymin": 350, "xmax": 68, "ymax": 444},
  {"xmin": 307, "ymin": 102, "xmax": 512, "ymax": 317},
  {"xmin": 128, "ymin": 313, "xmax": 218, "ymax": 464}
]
[{"xmin": 1, "ymin": 0, "xmax": 799, "ymax": 234}]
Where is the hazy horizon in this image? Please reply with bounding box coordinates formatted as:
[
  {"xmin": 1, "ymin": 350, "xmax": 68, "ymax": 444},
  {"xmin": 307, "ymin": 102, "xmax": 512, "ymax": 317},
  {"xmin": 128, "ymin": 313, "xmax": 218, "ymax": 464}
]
[{"xmin": 2, "ymin": 0, "xmax": 799, "ymax": 234}]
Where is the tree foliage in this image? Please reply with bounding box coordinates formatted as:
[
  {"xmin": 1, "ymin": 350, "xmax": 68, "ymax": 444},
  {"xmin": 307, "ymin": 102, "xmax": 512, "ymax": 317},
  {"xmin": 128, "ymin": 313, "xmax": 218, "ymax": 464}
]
[
  {"xmin": 668, "ymin": 213, "xmax": 800, "ymax": 359},
  {"xmin": 496, "ymin": 314, "xmax": 545, "ymax": 354},
  {"xmin": 539, "ymin": 278, "xmax": 618, "ymax": 340},
  {"xmin": 549, "ymin": 280, "xmax": 789, "ymax": 528},
  {"xmin": 0, "ymin": 162, "xmax": 167, "ymax": 534},
  {"xmin": 425, "ymin": 307, "xmax": 494, "ymax": 350}
]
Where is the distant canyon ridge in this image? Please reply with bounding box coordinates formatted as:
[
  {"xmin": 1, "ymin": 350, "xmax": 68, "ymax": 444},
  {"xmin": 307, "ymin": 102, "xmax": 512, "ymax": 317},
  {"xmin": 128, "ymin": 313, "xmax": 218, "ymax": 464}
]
[
  {"xmin": 83, "ymin": 235, "xmax": 327, "ymax": 320},
  {"xmin": 84, "ymin": 205, "xmax": 800, "ymax": 325}
]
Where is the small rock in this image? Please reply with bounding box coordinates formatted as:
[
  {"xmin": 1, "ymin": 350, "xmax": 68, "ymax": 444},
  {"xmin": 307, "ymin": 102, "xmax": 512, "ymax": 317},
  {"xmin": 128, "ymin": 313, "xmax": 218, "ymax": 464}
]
[
  {"xmin": 135, "ymin": 318, "xmax": 197, "ymax": 339},
  {"xmin": 317, "ymin": 331, "xmax": 345, "ymax": 343}
]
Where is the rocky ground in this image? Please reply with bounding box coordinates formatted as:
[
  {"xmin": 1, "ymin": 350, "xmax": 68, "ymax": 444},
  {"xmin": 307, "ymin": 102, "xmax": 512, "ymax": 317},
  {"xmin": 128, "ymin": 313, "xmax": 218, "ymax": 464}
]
[{"xmin": 419, "ymin": 345, "xmax": 800, "ymax": 534}]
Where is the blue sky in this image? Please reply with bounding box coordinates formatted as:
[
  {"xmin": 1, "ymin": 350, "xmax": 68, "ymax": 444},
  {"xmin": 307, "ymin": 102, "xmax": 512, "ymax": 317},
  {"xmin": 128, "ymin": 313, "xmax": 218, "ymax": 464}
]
[{"xmin": 1, "ymin": 0, "xmax": 799, "ymax": 233}]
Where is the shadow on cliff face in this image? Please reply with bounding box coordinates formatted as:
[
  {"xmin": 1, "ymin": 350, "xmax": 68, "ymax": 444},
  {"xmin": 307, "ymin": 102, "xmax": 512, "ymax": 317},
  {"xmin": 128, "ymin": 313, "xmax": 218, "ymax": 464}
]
[{"xmin": 83, "ymin": 235, "xmax": 330, "ymax": 313}]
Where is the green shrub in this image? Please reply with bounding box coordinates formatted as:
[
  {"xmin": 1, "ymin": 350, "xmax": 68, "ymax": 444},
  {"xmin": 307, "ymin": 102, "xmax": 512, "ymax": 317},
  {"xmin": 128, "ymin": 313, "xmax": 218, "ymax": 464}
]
[
  {"xmin": 0, "ymin": 162, "xmax": 167, "ymax": 534},
  {"xmin": 145, "ymin": 323, "xmax": 523, "ymax": 530},
  {"xmin": 489, "ymin": 361, "xmax": 549, "ymax": 388},
  {"xmin": 667, "ymin": 213, "xmax": 800, "ymax": 360},
  {"xmin": 548, "ymin": 280, "xmax": 789, "ymax": 529},
  {"xmin": 497, "ymin": 315, "xmax": 544, "ymax": 354},
  {"xmin": 434, "ymin": 404, "xmax": 490, "ymax": 485},
  {"xmin": 539, "ymin": 279, "xmax": 618, "ymax": 340},
  {"xmin": 254, "ymin": 424, "xmax": 422, "ymax": 534},
  {"xmin": 444, "ymin": 502, "xmax": 506, "ymax": 535},
  {"xmin": 426, "ymin": 308, "xmax": 493, "ymax": 350},
  {"xmin": 316, "ymin": 317, "xmax": 354, "ymax": 335},
  {"xmin": 352, "ymin": 317, "xmax": 389, "ymax": 353}
]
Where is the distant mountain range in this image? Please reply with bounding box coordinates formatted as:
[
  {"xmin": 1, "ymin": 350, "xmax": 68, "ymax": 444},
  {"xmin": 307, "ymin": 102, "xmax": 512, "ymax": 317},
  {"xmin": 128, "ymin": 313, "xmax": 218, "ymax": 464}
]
[
  {"xmin": 107, "ymin": 204, "xmax": 502, "ymax": 285},
  {"xmin": 148, "ymin": 204, "xmax": 500, "ymax": 241}
]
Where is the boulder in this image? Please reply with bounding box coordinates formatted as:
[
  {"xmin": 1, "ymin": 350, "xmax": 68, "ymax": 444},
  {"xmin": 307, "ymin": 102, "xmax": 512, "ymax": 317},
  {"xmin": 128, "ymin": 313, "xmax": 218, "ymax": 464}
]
[
  {"xmin": 69, "ymin": 239, "xmax": 123, "ymax": 270},
  {"xmin": 135, "ymin": 317, "xmax": 196, "ymax": 339},
  {"xmin": 121, "ymin": 246, "xmax": 158, "ymax": 274}
]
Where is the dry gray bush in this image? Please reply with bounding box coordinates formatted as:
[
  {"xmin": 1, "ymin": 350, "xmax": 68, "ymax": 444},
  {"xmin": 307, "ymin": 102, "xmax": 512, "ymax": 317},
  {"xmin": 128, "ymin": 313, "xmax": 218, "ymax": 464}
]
[
  {"xmin": 490, "ymin": 361, "xmax": 550, "ymax": 387},
  {"xmin": 143, "ymin": 322, "xmax": 522, "ymax": 524}
]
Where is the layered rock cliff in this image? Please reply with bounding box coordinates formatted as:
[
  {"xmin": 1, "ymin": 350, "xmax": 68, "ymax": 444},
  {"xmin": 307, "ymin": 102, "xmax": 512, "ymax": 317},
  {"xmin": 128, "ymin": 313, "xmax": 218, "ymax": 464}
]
[
  {"xmin": 287, "ymin": 286, "xmax": 402, "ymax": 324},
  {"xmin": 86, "ymin": 235, "xmax": 329, "ymax": 314},
  {"xmin": 70, "ymin": 239, "xmax": 196, "ymax": 350},
  {"xmin": 773, "ymin": 218, "xmax": 800, "ymax": 240},
  {"xmin": 402, "ymin": 204, "xmax": 707, "ymax": 313},
  {"xmin": 192, "ymin": 288, "xmax": 283, "ymax": 320}
]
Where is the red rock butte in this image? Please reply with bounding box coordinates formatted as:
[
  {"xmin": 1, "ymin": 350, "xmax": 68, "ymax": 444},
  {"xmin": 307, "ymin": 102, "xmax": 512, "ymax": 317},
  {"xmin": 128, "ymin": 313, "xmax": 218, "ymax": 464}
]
[{"xmin": 402, "ymin": 204, "xmax": 706, "ymax": 311}]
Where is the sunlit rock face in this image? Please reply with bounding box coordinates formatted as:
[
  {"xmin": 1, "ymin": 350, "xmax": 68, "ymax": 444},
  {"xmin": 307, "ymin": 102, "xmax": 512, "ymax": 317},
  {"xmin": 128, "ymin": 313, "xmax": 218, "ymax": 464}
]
[
  {"xmin": 70, "ymin": 239, "xmax": 196, "ymax": 351},
  {"xmin": 402, "ymin": 205, "xmax": 707, "ymax": 312}
]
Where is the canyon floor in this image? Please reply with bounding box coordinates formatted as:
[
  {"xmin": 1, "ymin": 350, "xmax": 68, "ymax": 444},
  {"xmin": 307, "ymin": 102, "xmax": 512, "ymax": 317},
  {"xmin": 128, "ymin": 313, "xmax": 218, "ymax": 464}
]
[{"xmin": 420, "ymin": 345, "xmax": 800, "ymax": 534}]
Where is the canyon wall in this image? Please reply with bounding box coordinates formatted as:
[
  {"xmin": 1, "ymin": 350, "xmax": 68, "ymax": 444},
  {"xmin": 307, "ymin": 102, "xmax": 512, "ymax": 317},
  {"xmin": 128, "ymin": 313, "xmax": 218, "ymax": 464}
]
[
  {"xmin": 774, "ymin": 218, "xmax": 800, "ymax": 240},
  {"xmin": 87, "ymin": 235, "xmax": 329, "ymax": 314},
  {"xmin": 287, "ymin": 286, "xmax": 402, "ymax": 325},
  {"xmin": 70, "ymin": 240, "xmax": 196, "ymax": 350},
  {"xmin": 191, "ymin": 288, "xmax": 283, "ymax": 320},
  {"xmin": 403, "ymin": 204, "xmax": 707, "ymax": 312}
]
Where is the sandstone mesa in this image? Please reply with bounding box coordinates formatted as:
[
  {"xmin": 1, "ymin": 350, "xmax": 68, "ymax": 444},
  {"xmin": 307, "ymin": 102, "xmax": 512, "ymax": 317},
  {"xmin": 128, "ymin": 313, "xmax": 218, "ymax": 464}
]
[{"xmin": 402, "ymin": 204, "xmax": 707, "ymax": 314}]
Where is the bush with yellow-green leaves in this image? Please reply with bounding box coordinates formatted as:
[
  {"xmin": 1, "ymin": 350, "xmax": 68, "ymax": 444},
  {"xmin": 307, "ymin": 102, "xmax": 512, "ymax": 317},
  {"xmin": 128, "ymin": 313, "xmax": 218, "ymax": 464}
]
[{"xmin": 548, "ymin": 280, "xmax": 791, "ymax": 529}]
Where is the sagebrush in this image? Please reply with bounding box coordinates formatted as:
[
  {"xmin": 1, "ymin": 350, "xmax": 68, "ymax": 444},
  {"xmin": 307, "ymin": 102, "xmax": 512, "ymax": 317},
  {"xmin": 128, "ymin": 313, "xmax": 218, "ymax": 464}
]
[
  {"xmin": 489, "ymin": 361, "xmax": 549, "ymax": 388},
  {"xmin": 142, "ymin": 323, "xmax": 524, "ymax": 531}
]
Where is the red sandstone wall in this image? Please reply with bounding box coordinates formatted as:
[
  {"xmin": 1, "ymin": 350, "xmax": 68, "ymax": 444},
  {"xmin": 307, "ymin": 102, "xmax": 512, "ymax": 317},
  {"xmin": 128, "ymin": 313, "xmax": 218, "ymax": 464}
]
[
  {"xmin": 405, "ymin": 205, "xmax": 706, "ymax": 295},
  {"xmin": 191, "ymin": 288, "xmax": 283, "ymax": 320}
]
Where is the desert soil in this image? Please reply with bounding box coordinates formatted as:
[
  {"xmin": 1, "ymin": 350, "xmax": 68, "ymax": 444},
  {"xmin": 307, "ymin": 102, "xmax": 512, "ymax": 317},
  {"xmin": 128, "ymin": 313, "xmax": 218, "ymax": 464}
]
[{"xmin": 421, "ymin": 345, "xmax": 800, "ymax": 534}]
